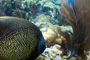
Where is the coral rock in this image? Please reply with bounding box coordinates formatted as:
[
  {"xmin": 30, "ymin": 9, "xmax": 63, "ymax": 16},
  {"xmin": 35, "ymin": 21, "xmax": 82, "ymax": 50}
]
[{"xmin": 37, "ymin": 14, "xmax": 50, "ymax": 23}]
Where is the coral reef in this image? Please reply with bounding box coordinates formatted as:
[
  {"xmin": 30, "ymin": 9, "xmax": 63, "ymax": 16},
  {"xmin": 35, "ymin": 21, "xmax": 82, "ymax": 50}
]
[
  {"xmin": 36, "ymin": 44, "xmax": 63, "ymax": 60},
  {"xmin": 0, "ymin": 0, "xmax": 75, "ymax": 60},
  {"xmin": 36, "ymin": 44, "xmax": 80, "ymax": 60},
  {"xmin": 32, "ymin": 13, "xmax": 72, "ymax": 47},
  {"xmin": 36, "ymin": 14, "xmax": 50, "ymax": 23},
  {"xmin": 0, "ymin": 0, "xmax": 69, "ymax": 25},
  {"xmin": 40, "ymin": 23, "xmax": 72, "ymax": 47}
]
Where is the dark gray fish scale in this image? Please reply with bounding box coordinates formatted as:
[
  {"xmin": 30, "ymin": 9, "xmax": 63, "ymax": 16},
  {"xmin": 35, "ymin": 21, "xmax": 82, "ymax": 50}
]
[{"xmin": 0, "ymin": 17, "xmax": 46, "ymax": 60}]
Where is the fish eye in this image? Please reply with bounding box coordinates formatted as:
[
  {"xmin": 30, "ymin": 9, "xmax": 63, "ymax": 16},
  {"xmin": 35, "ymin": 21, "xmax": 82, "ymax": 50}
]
[{"xmin": 43, "ymin": 41, "xmax": 45, "ymax": 45}]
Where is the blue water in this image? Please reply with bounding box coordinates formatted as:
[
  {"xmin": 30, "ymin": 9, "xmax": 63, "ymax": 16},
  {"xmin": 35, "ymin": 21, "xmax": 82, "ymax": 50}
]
[
  {"xmin": 68, "ymin": 0, "xmax": 72, "ymax": 5},
  {"xmin": 54, "ymin": 0, "xmax": 57, "ymax": 2}
]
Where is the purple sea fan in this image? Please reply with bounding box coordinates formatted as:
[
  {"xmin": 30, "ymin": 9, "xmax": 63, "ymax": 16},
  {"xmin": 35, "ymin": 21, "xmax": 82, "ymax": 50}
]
[{"xmin": 58, "ymin": 0, "xmax": 90, "ymax": 60}]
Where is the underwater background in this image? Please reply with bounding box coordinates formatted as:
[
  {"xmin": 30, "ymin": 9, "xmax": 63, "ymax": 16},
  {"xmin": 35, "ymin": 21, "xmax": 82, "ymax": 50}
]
[{"xmin": 0, "ymin": 0, "xmax": 90, "ymax": 60}]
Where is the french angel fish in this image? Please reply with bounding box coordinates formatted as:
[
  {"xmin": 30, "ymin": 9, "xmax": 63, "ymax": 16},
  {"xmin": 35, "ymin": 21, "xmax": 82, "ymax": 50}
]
[{"xmin": 0, "ymin": 16, "xmax": 46, "ymax": 60}]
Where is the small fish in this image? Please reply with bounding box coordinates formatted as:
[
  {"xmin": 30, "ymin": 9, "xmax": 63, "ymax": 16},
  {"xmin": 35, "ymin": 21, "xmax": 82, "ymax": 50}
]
[
  {"xmin": 0, "ymin": 16, "xmax": 46, "ymax": 60},
  {"xmin": 30, "ymin": 6, "xmax": 35, "ymax": 12},
  {"xmin": 59, "ymin": 0, "xmax": 90, "ymax": 60}
]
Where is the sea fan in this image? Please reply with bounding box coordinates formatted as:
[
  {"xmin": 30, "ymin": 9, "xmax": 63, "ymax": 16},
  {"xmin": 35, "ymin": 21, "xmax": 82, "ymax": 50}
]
[{"xmin": 58, "ymin": 0, "xmax": 90, "ymax": 60}]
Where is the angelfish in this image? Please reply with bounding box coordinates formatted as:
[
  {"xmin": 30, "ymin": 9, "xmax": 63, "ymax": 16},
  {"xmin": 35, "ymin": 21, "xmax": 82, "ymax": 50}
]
[
  {"xmin": 59, "ymin": 0, "xmax": 90, "ymax": 60},
  {"xmin": 0, "ymin": 16, "xmax": 46, "ymax": 60}
]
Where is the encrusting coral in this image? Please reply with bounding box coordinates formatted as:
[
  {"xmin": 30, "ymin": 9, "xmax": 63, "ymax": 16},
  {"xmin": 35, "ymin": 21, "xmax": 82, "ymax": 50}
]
[
  {"xmin": 36, "ymin": 44, "xmax": 63, "ymax": 60},
  {"xmin": 36, "ymin": 14, "xmax": 50, "ymax": 23},
  {"xmin": 40, "ymin": 25, "xmax": 69, "ymax": 47}
]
